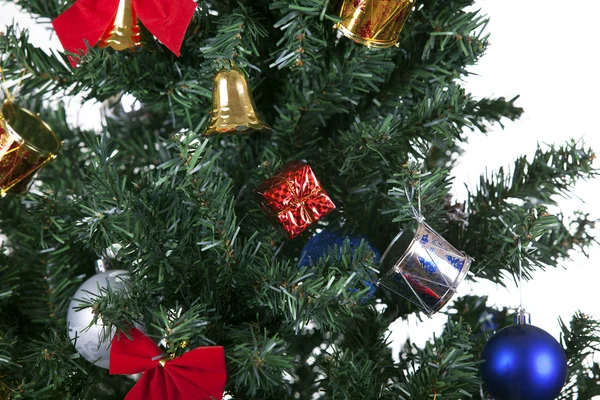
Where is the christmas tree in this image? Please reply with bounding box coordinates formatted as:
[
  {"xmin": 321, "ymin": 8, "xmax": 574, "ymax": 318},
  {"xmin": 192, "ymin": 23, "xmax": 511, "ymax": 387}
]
[{"xmin": 1, "ymin": 0, "xmax": 599, "ymax": 399}]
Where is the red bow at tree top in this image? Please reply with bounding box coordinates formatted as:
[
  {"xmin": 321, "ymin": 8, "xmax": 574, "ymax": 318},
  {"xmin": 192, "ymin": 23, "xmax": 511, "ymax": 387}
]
[
  {"xmin": 110, "ymin": 327, "xmax": 227, "ymax": 400},
  {"xmin": 52, "ymin": 0, "xmax": 196, "ymax": 66}
]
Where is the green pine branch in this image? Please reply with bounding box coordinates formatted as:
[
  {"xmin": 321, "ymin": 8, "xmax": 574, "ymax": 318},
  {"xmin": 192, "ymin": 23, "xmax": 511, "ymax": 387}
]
[
  {"xmin": 558, "ymin": 313, "xmax": 600, "ymax": 400},
  {"xmin": 13, "ymin": 0, "xmax": 68, "ymax": 19},
  {"xmin": 0, "ymin": 0, "xmax": 598, "ymax": 398},
  {"xmin": 0, "ymin": 25, "xmax": 74, "ymax": 98},
  {"xmin": 397, "ymin": 318, "xmax": 480, "ymax": 400},
  {"xmin": 464, "ymin": 95, "xmax": 524, "ymax": 133},
  {"xmin": 463, "ymin": 140, "xmax": 598, "ymax": 284},
  {"xmin": 228, "ymin": 325, "xmax": 293, "ymax": 397},
  {"xmin": 269, "ymin": 0, "xmax": 336, "ymax": 70},
  {"xmin": 200, "ymin": 4, "xmax": 269, "ymax": 71}
]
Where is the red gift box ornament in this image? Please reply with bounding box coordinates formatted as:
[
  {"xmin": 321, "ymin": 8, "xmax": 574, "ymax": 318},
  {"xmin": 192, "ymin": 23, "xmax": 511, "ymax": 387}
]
[
  {"xmin": 254, "ymin": 161, "xmax": 336, "ymax": 239},
  {"xmin": 52, "ymin": 0, "xmax": 197, "ymax": 66},
  {"xmin": 109, "ymin": 327, "xmax": 227, "ymax": 400}
]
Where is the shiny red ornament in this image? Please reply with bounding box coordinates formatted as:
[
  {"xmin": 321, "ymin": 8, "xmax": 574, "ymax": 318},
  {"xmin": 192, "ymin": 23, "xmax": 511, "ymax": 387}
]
[
  {"xmin": 52, "ymin": 0, "xmax": 196, "ymax": 67},
  {"xmin": 253, "ymin": 161, "xmax": 336, "ymax": 239},
  {"xmin": 109, "ymin": 327, "xmax": 227, "ymax": 400}
]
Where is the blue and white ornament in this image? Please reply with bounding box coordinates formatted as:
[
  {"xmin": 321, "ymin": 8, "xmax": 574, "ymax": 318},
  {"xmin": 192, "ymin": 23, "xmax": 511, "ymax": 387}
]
[
  {"xmin": 298, "ymin": 230, "xmax": 380, "ymax": 299},
  {"xmin": 378, "ymin": 222, "xmax": 472, "ymax": 316},
  {"xmin": 480, "ymin": 311, "xmax": 568, "ymax": 400}
]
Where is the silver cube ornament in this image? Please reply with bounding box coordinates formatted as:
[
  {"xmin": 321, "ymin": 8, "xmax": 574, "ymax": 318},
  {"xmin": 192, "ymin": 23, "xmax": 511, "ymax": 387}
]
[{"xmin": 378, "ymin": 222, "xmax": 472, "ymax": 316}]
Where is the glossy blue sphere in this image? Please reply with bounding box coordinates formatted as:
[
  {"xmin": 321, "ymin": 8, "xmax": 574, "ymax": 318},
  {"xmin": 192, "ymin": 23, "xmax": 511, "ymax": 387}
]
[
  {"xmin": 480, "ymin": 324, "xmax": 567, "ymax": 400},
  {"xmin": 298, "ymin": 230, "xmax": 380, "ymax": 299}
]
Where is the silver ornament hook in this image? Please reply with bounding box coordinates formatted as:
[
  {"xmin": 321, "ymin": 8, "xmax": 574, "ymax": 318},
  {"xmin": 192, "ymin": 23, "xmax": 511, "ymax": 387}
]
[
  {"xmin": 95, "ymin": 259, "xmax": 107, "ymax": 273},
  {"xmin": 514, "ymin": 307, "xmax": 531, "ymax": 325}
]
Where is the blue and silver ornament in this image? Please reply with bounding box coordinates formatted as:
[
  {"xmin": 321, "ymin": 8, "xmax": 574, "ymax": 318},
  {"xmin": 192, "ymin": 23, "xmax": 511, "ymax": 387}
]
[{"xmin": 378, "ymin": 222, "xmax": 472, "ymax": 316}]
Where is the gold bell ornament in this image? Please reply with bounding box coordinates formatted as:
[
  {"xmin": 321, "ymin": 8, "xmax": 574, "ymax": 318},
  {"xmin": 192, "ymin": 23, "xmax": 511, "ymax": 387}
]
[
  {"xmin": 205, "ymin": 67, "xmax": 269, "ymax": 135},
  {"xmin": 336, "ymin": 0, "xmax": 415, "ymax": 48},
  {"xmin": 99, "ymin": 0, "xmax": 142, "ymax": 51},
  {"xmin": 0, "ymin": 101, "xmax": 61, "ymax": 196},
  {"xmin": 53, "ymin": 0, "xmax": 196, "ymax": 67}
]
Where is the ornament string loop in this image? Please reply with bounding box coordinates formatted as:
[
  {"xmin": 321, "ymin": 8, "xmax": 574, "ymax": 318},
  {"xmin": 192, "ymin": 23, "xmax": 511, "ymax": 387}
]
[
  {"xmin": 405, "ymin": 166, "xmax": 425, "ymax": 223},
  {"xmin": 0, "ymin": 66, "xmax": 26, "ymax": 104},
  {"xmin": 0, "ymin": 66, "xmax": 10, "ymax": 101},
  {"xmin": 514, "ymin": 239, "xmax": 531, "ymax": 325},
  {"xmin": 518, "ymin": 238, "xmax": 523, "ymax": 311},
  {"xmin": 498, "ymin": 217, "xmax": 530, "ymax": 321}
]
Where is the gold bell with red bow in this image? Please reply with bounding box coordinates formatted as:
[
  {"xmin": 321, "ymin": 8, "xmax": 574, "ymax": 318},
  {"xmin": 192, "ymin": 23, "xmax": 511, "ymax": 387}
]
[
  {"xmin": 205, "ymin": 67, "xmax": 268, "ymax": 135},
  {"xmin": 335, "ymin": 0, "xmax": 415, "ymax": 48},
  {"xmin": 98, "ymin": 0, "xmax": 142, "ymax": 51}
]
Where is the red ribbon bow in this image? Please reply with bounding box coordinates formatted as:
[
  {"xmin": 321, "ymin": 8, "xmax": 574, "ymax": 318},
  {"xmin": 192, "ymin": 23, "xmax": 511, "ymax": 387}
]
[
  {"xmin": 110, "ymin": 328, "xmax": 227, "ymax": 400},
  {"xmin": 52, "ymin": 0, "xmax": 196, "ymax": 66}
]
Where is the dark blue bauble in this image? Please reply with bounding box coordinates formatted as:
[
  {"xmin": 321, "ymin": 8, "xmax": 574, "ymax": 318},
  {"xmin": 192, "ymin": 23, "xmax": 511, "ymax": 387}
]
[
  {"xmin": 480, "ymin": 324, "xmax": 568, "ymax": 400},
  {"xmin": 298, "ymin": 230, "xmax": 380, "ymax": 299}
]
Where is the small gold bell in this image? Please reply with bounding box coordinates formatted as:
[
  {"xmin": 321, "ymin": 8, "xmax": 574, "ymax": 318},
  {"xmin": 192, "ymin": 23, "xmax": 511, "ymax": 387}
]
[
  {"xmin": 99, "ymin": 0, "xmax": 142, "ymax": 51},
  {"xmin": 336, "ymin": 0, "xmax": 414, "ymax": 48},
  {"xmin": 205, "ymin": 67, "xmax": 268, "ymax": 135}
]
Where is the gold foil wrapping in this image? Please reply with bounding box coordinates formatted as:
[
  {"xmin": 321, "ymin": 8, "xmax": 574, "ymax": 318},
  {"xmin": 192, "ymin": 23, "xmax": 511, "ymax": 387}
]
[
  {"xmin": 99, "ymin": 0, "xmax": 142, "ymax": 51},
  {"xmin": 205, "ymin": 67, "xmax": 268, "ymax": 135},
  {"xmin": 336, "ymin": 0, "xmax": 414, "ymax": 48},
  {"xmin": 0, "ymin": 101, "xmax": 61, "ymax": 196}
]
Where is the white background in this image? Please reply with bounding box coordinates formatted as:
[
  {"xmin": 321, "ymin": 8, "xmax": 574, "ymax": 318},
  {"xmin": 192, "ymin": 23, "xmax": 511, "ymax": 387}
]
[{"xmin": 2, "ymin": 0, "xmax": 599, "ymax": 366}]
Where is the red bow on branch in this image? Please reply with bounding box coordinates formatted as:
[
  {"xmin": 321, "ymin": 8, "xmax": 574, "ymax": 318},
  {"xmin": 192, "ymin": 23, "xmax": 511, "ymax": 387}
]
[
  {"xmin": 52, "ymin": 0, "xmax": 196, "ymax": 66},
  {"xmin": 110, "ymin": 328, "xmax": 227, "ymax": 400}
]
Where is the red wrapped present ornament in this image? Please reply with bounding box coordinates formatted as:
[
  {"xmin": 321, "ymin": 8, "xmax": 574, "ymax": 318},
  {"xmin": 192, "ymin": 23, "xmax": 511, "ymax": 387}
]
[
  {"xmin": 254, "ymin": 161, "xmax": 336, "ymax": 239},
  {"xmin": 52, "ymin": 0, "xmax": 197, "ymax": 66},
  {"xmin": 110, "ymin": 327, "xmax": 227, "ymax": 400}
]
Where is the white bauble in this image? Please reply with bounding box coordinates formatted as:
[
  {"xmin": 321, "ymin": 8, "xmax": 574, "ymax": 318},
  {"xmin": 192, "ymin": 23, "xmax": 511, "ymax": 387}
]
[{"xmin": 66, "ymin": 270, "xmax": 128, "ymax": 369}]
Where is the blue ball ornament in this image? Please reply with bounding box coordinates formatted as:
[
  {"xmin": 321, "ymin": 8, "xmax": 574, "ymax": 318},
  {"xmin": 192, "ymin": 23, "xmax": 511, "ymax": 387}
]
[
  {"xmin": 480, "ymin": 324, "xmax": 567, "ymax": 400},
  {"xmin": 298, "ymin": 230, "xmax": 380, "ymax": 299}
]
